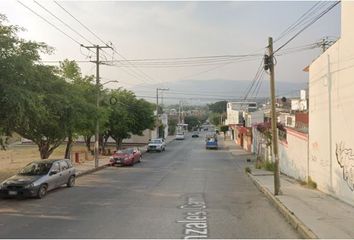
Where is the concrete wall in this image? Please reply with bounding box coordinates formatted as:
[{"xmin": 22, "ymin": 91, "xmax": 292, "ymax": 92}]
[
  {"xmin": 226, "ymin": 108, "xmax": 240, "ymax": 125},
  {"xmin": 279, "ymin": 128, "xmax": 308, "ymax": 181},
  {"xmin": 252, "ymin": 127, "xmax": 271, "ymax": 161},
  {"xmin": 308, "ymin": 1, "xmax": 354, "ymax": 205},
  {"xmin": 246, "ymin": 111, "xmax": 264, "ymax": 127}
]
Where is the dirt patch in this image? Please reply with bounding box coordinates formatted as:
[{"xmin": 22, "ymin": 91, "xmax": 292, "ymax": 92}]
[{"xmin": 0, "ymin": 144, "xmax": 96, "ymax": 182}]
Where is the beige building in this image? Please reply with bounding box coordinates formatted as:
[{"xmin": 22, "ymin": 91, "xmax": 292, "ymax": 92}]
[{"xmin": 308, "ymin": 1, "xmax": 354, "ymax": 205}]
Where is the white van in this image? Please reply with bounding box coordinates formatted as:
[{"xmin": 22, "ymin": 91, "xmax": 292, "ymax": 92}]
[{"xmin": 175, "ymin": 132, "xmax": 185, "ymax": 140}]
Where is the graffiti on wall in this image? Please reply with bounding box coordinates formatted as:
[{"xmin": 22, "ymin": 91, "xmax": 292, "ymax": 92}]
[{"xmin": 335, "ymin": 142, "xmax": 354, "ymax": 191}]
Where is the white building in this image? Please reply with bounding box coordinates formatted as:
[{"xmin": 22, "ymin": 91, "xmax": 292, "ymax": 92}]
[
  {"xmin": 291, "ymin": 90, "xmax": 308, "ymax": 111},
  {"xmin": 245, "ymin": 111, "xmax": 264, "ymax": 128},
  {"xmin": 225, "ymin": 102, "xmax": 257, "ymax": 125},
  {"xmin": 308, "ymin": 1, "xmax": 354, "ymax": 206},
  {"xmin": 278, "ymin": 112, "xmax": 296, "ymax": 128}
]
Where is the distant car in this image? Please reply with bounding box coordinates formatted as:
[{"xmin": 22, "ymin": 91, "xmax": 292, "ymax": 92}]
[
  {"xmin": 0, "ymin": 159, "xmax": 76, "ymax": 199},
  {"xmin": 175, "ymin": 133, "xmax": 185, "ymax": 140},
  {"xmin": 110, "ymin": 147, "xmax": 142, "ymax": 166},
  {"xmin": 206, "ymin": 137, "xmax": 218, "ymax": 150},
  {"xmin": 192, "ymin": 132, "xmax": 199, "ymax": 138},
  {"xmin": 147, "ymin": 138, "xmax": 166, "ymax": 152}
]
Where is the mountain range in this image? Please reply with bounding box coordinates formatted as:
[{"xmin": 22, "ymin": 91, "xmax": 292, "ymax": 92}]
[{"xmin": 132, "ymin": 79, "xmax": 308, "ymax": 105}]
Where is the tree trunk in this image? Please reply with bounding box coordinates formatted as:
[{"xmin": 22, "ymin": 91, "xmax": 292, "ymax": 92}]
[
  {"xmin": 84, "ymin": 135, "xmax": 92, "ymax": 152},
  {"xmin": 99, "ymin": 134, "xmax": 104, "ymax": 154},
  {"xmin": 38, "ymin": 141, "xmax": 54, "ymax": 159},
  {"xmin": 64, "ymin": 135, "xmax": 73, "ymax": 159},
  {"xmin": 102, "ymin": 134, "xmax": 110, "ymax": 155},
  {"xmin": 116, "ymin": 138, "xmax": 123, "ymax": 150}
]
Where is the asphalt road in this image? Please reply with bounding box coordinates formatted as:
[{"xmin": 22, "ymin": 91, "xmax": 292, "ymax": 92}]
[{"xmin": 0, "ymin": 133, "xmax": 299, "ymax": 239}]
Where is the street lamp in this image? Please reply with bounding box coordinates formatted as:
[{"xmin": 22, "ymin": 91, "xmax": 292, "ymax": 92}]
[
  {"xmin": 100, "ymin": 80, "xmax": 119, "ymax": 87},
  {"xmin": 94, "ymin": 79, "xmax": 119, "ymax": 168}
]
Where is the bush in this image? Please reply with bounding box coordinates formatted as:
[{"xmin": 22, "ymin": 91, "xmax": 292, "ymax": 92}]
[
  {"xmin": 264, "ymin": 161, "xmax": 275, "ymax": 171},
  {"xmin": 255, "ymin": 160, "xmax": 275, "ymax": 172},
  {"xmin": 245, "ymin": 167, "xmax": 252, "ymax": 174},
  {"xmin": 298, "ymin": 177, "xmax": 317, "ymax": 189},
  {"xmin": 255, "ymin": 160, "xmax": 262, "ymax": 169},
  {"xmin": 307, "ymin": 177, "xmax": 317, "ymax": 189}
]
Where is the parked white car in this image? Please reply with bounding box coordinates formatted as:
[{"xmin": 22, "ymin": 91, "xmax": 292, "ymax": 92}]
[{"xmin": 147, "ymin": 138, "xmax": 166, "ymax": 152}]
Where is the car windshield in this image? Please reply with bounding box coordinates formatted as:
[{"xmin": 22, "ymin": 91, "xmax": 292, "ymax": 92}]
[
  {"xmin": 117, "ymin": 149, "xmax": 133, "ymax": 154},
  {"xmin": 19, "ymin": 162, "xmax": 52, "ymax": 176},
  {"xmin": 150, "ymin": 140, "xmax": 161, "ymax": 144}
]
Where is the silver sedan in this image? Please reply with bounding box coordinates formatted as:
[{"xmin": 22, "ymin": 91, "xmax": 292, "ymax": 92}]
[{"xmin": 0, "ymin": 159, "xmax": 76, "ymax": 199}]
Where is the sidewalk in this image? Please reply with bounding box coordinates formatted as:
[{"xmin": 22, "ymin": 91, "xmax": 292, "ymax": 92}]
[
  {"xmin": 224, "ymin": 139, "xmax": 354, "ymax": 239},
  {"xmin": 74, "ymin": 157, "xmax": 112, "ymax": 177}
]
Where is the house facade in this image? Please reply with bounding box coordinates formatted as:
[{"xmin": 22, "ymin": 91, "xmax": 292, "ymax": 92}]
[{"xmin": 308, "ymin": 1, "xmax": 354, "ymax": 205}]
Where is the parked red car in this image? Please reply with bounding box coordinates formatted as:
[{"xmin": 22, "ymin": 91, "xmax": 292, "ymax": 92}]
[{"xmin": 109, "ymin": 147, "xmax": 142, "ymax": 166}]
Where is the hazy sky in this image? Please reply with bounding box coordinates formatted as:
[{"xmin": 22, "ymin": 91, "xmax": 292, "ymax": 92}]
[{"xmin": 1, "ymin": 1, "xmax": 341, "ymax": 101}]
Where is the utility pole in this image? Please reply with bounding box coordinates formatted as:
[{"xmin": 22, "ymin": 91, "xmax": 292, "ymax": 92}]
[
  {"xmin": 265, "ymin": 37, "xmax": 281, "ymax": 195},
  {"xmin": 178, "ymin": 100, "xmax": 181, "ymax": 124},
  {"xmin": 156, "ymin": 88, "xmax": 169, "ymax": 138},
  {"xmin": 82, "ymin": 44, "xmax": 112, "ymax": 168}
]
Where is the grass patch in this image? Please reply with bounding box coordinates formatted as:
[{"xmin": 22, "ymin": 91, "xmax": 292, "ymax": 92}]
[
  {"xmin": 255, "ymin": 160, "xmax": 262, "ymax": 169},
  {"xmin": 307, "ymin": 177, "xmax": 317, "ymax": 189},
  {"xmin": 298, "ymin": 177, "xmax": 317, "ymax": 189},
  {"xmin": 255, "ymin": 160, "xmax": 275, "ymax": 172}
]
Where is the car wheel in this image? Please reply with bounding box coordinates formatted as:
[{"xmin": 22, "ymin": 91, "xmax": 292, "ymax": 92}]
[
  {"xmin": 37, "ymin": 184, "xmax": 47, "ymax": 199},
  {"xmin": 67, "ymin": 175, "xmax": 75, "ymax": 188},
  {"xmin": 146, "ymin": 150, "xmax": 150, "ymax": 152}
]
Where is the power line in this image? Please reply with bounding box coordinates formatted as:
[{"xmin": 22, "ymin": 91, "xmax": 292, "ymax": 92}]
[
  {"xmin": 53, "ymin": 1, "xmax": 159, "ymax": 86},
  {"xmin": 53, "ymin": 1, "xmax": 108, "ymax": 46},
  {"xmin": 241, "ymin": 57, "xmax": 265, "ymax": 102},
  {"xmin": 275, "ymin": 1, "xmax": 324, "ymax": 43},
  {"xmin": 17, "ymin": 1, "xmax": 81, "ymax": 46},
  {"xmin": 273, "ymin": 1, "xmax": 340, "ymax": 54},
  {"xmin": 110, "ymin": 54, "xmax": 262, "ymax": 62},
  {"xmin": 33, "ymin": 0, "xmax": 95, "ymax": 45},
  {"xmin": 250, "ymin": 70, "xmax": 265, "ymax": 99}
]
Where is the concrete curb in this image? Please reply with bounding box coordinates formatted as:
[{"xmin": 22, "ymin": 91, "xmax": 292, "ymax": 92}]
[
  {"xmin": 76, "ymin": 163, "xmax": 111, "ymax": 178},
  {"xmin": 247, "ymin": 172, "xmax": 318, "ymax": 239}
]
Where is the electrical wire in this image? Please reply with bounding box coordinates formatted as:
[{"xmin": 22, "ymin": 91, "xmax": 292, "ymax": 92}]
[
  {"xmin": 274, "ymin": 1, "xmax": 325, "ymax": 43},
  {"xmin": 53, "ymin": 1, "xmax": 107, "ymax": 46},
  {"xmin": 33, "ymin": 0, "xmax": 95, "ymax": 46},
  {"xmin": 273, "ymin": 1, "xmax": 340, "ymax": 55},
  {"xmin": 17, "ymin": 1, "xmax": 81, "ymax": 46},
  {"xmin": 53, "ymin": 1, "xmax": 156, "ymax": 85}
]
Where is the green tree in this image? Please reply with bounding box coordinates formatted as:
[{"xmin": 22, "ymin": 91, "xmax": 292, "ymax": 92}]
[
  {"xmin": 168, "ymin": 117, "xmax": 178, "ymax": 135},
  {"xmin": 208, "ymin": 101, "xmax": 227, "ymax": 114},
  {"xmin": 12, "ymin": 65, "xmax": 72, "ymax": 159},
  {"xmin": 184, "ymin": 116, "xmax": 201, "ymax": 131},
  {"xmin": 220, "ymin": 125, "xmax": 229, "ymax": 139},
  {"xmin": 0, "ymin": 14, "xmax": 52, "ymax": 149},
  {"xmin": 209, "ymin": 112, "xmax": 221, "ymax": 126},
  {"xmin": 58, "ymin": 60, "xmax": 97, "ymax": 158},
  {"xmin": 105, "ymin": 89, "xmax": 155, "ymax": 150}
]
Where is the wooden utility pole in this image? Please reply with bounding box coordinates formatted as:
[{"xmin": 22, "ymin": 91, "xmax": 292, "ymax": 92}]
[
  {"xmin": 267, "ymin": 37, "xmax": 281, "ymax": 195},
  {"xmin": 82, "ymin": 44, "xmax": 112, "ymax": 168}
]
